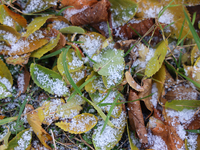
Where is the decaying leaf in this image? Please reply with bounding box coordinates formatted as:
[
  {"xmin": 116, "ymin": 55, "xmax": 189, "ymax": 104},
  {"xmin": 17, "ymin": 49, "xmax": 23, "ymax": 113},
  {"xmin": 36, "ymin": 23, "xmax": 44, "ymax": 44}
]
[
  {"xmin": 27, "ymin": 111, "xmax": 52, "ymax": 149},
  {"xmin": 128, "ymin": 89, "xmax": 148, "ymax": 144},
  {"xmin": 69, "ymin": 0, "xmax": 110, "ymax": 26},
  {"xmin": 125, "ymin": 71, "xmax": 144, "ymax": 92},
  {"xmin": 6, "ymin": 53, "xmax": 31, "ymax": 66},
  {"xmin": 17, "ymin": 67, "xmax": 30, "ymax": 94},
  {"xmin": 56, "ymin": 113, "xmax": 98, "ymax": 134}
]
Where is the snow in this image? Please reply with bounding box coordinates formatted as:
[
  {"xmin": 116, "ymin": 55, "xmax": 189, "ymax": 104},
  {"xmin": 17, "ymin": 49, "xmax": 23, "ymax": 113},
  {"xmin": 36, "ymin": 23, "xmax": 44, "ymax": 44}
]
[
  {"xmin": 0, "ymin": 76, "xmax": 12, "ymax": 92},
  {"xmin": 3, "ymin": 16, "xmax": 14, "ymax": 27},
  {"xmin": 68, "ymin": 52, "xmax": 83, "ymax": 70},
  {"xmin": 93, "ymin": 111, "xmax": 126, "ymax": 149},
  {"xmin": 64, "ymin": 6, "xmax": 88, "ymax": 20},
  {"xmin": 68, "ymin": 114, "xmax": 96, "ymax": 132},
  {"xmin": 186, "ymin": 132, "xmax": 198, "ymax": 150},
  {"xmin": 52, "ymin": 20, "xmax": 69, "ymax": 30},
  {"xmin": 34, "ymin": 66, "xmax": 69, "ymax": 96},
  {"xmin": 150, "ymin": 83, "xmax": 158, "ymax": 108},
  {"xmin": 79, "ymin": 34, "xmax": 103, "ymax": 57},
  {"xmin": 17, "ymin": 73, "xmax": 25, "ymax": 93},
  {"xmin": 14, "ymin": 130, "xmax": 32, "ymax": 150}
]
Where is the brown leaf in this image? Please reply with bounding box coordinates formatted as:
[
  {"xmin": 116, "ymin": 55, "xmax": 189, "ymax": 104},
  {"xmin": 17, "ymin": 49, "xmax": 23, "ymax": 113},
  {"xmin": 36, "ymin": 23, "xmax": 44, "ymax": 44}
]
[
  {"xmin": 113, "ymin": 18, "xmax": 162, "ymax": 39},
  {"xmin": 128, "ymin": 89, "xmax": 148, "ymax": 144},
  {"xmin": 165, "ymin": 84, "xmax": 198, "ymax": 100},
  {"xmin": 125, "ymin": 71, "xmax": 144, "ymax": 92},
  {"xmin": 185, "ymin": 111, "xmax": 200, "ymax": 130},
  {"xmin": 17, "ymin": 68, "xmax": 30, "ymax": 94},
  {"xmin": 3, "ymin": 5, "xmax": 27, "ymax": 27},
  {"xmin": 138, "ymin": 79, "xmax": 153, "ymax": 112},
  {"xmin": 69, "ymin": 0, "xmax": 110, "ymax": 26},
  {"xmin": 60, "ymin": 0, "xmax": 98, "ymax": 9},
  {"xmin": 51, "ymin": 31, "xmax": 66, "ymax": 53}
]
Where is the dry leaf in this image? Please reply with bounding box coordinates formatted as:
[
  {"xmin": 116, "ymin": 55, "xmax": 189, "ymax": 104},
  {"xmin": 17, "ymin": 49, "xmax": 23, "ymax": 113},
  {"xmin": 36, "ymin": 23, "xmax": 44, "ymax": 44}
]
[
  {"xmin": 69, "ymin": 0, "xmax": 110, "ymax": 26},
  {"xmin": 60, "ymin": 0, "xmax": 98, "ymax": 8},
  {"xmin": 138, "ymin": 79, "xmax": 153, "ymax": 112},
  {"xmin": 27, "ymin": 111, "xmax": 52, "ymax": 149},
  {"xmin": 17, "ymin": 67, "xmax": 30, "ymax": 94},
  {"xmin": 128, "ymin": 89, "xmax": 148, "ymax": 144},
  {"xmin": 125, "ymin": 71, "xmax": 144, "ymax": 92},
  {"xmin": 113, "ymin": 18, "xmax": 162, "ymax": 39}
]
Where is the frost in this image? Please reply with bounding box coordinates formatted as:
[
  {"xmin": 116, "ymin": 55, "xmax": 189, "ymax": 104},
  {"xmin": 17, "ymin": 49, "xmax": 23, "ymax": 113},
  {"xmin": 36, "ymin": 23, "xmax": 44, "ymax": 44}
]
[{"xmin": 14, "ymin": 130, "xmax": 32, "ymax": 150}]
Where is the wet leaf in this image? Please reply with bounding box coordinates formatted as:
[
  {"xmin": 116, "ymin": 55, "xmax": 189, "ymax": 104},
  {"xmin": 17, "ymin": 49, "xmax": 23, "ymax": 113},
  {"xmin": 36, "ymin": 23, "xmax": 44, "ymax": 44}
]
[
  {"xmin": 69, "ymin": 0, "xmax": 110, "ymax": 26},
  {"xmin": 60, "ymin": 26, "xmax": 85, "ymax": 34},
  {"xmin": 145, "ymin": 40, "xmax": 168, "ymax": 77},
  {"xmin": 30, "ymin": 63, "xmax": 70, "ymax": 97},
  {"xmin": 109, "ymin": 0, "xmax": 138, "ymax": 27},
  {"xmin": 27, "ymin": 111, "xmax": 52, "ymax": 149},
  {"xmin": 31, "ymin": 33, "xmax": 60, "ymax": 58},
  {"xmin": 56, "ymin": 113, "xmax": 98, "ymax": 134},
  {"xmin": 128, "ymin": 89, "xmax": 148, "ymax": 144},
  {"xmin": 165, "ymin": 100, "xmax": 200, "ymax": 111},
  {"xmin": 23, "ymin": 15, "xmax": 53, "ymax": 38},
  {"xmin": 7, "ymin": 129, "xmax": 32, "ymax": 150}
]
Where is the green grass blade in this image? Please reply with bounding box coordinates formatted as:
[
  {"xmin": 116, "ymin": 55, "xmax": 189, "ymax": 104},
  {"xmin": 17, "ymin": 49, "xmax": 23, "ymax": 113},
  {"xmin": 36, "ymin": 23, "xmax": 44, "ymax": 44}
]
[
  {"xmin": 66, "ymin": 75, "xmax": 98, "ymax": 102},
  {"xmin": 56, "ymin": 6, "xmax": 74, "ymax": 16},
  {"xmin": 39, "ymin": 47, "xmax": 66, "ymax": 60},
  {"xmin": 183, "ymin": 8, "xmax": 200, "ymax": 50},
  {"xmin": 100, "ymin": 92, "xmax": 121, "ymax": 134},
  {"xmin": 186, "ymin": 129, "xmax": 200, "ymax": 133},
  {"xmin": 80, "ymin": 95, "xmax": 115, "ymax": 128},
  {"xmin": 62, "ymin": 46, "xmax": 82, "ymax": 95}
]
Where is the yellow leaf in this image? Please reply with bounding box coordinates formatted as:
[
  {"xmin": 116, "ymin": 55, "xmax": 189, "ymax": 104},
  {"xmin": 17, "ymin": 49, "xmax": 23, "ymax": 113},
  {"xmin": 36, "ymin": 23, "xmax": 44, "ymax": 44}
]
[
  {"xmin": 145, "ymin": 40, "xmax": 168, "ymax": 77},
  {"xmin": 6, "ymin": 53, "xmax": 31, "ymax": 66},
  {"xmin": 0, "ymin": 126, "xmax": 11, "ymax": 149},
  {"xmin": 191, "ymin": 45, "xmax": 200, "ymax": 65},
  {"xmin": 23, "ymin": 15, "xmax": 53, "ymax": 38},
  {"xmin": 27, "ymin": 111, "xmax": 52, "ymax": 149},
  {"xmin": 56, "ymin": 113, "xmax": 98, "ymax": 134},
  {"xmin": 31, "ymin": 33, "xmax": 60, "ymax": 58},
  {"xmin": 0, "ymin": 59, "xmax": 13, "ymax": 86}
]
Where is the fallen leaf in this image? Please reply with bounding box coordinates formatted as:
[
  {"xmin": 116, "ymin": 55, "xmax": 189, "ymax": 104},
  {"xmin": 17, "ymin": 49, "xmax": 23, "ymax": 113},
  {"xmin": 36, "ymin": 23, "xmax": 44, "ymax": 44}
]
[
  {"xmin": 125, "ymin": 71, "xmax": 144, "ymax": 92},
  {"xmin": 145, "ymin": 40, "xmax": 168, "ymax": 77},
  {"xmin": 114, "ymin": 18, "xmax": 162, "ymax": 39},
  {"xmin": 17, "ymin": 67, "xmax": 30, "ymax": 94},
  {"xmin": 61, "ymin": 0, "xmax": 98, "ymax": 8},
  {"xmin": 0, "ymin": 126, "xmax": 11, "ymax": 150},
  {"xmin": 27, "ymin": 111, "xmax": 52, "ymax": 149},
  {"xmin": 6, "ymin": 53, "xmax": 31, "ymax": 66},
  {"xmin": 185, "ymin": 111, "xmax": 200, "ymax": 130},
  {"xmin": 0, "ymin": 59, "xmax": 13, "ymax": 85},
  {"xmin": 138, "ymin": 79, "xmax": 153, "ymax": 112},
  {"xmin": 128, "ymin": 89, "xmax": 148, "ymax": 144},
  {"xmin": 56, "ymin": 113, "xmax": 98, "ymax": 134},
  {"xmin": 69, "ymin": 0, "xmax": 110, "ymax": 26}
]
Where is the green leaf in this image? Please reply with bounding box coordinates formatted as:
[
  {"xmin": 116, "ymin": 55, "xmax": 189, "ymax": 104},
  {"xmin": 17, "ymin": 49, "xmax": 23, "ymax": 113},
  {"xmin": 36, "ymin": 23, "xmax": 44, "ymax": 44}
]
[
  {"xmin": 7, "ymin": 129, "xmax": 32, "ymax": 150},
  {"xmin": 109, "ymin": 0, "xmax": 138, "ymax": 27},
  {"xmin": 0, "ymin": 126, "xmax": 11, "ymax": 149},
  {"xmin": 23, "ymin": 15, "xmax": 53, "ymax": 38},
  {"xmin": 60, "ymin": 26, "xmax": 85, "ymax": 34},
  {"xmin": 165, "ymin": 100, "xmax": 200, "ymax": 111},
  {"xmin": 186, "ymin": 129, "xmax": 200, "ymax": 133},
  {"xmin": 0, "ymin": 116, "xmax": 18, "ymax": 126},
  {"xmin": 31, "ymin": 33, "xmax": 60, "ymax": 58},
  {"xmin": 93, "ymin": 49, "xmax": 124, "ymax": 76},
  {"xmin": 145, "ymin": 40, "xmax": 168, "ymax": 77},
  {"xmin": 0, "ymin": 58, "xmax": 13, "ymax": 85},
  {"xmin": 92, "ymin": 111, "xmax": 126, "ymax": 150},
  {"xmin": 30, "ymin": 63, "xmax": 70, "ymax": 97}
]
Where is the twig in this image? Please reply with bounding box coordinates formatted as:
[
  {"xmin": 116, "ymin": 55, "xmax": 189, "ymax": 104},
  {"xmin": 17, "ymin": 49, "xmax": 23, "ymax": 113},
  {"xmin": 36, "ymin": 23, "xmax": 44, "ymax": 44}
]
[
  {"xmin": 79, "ymin": 134, "xmax": 95, "ymax": 150},
  {"xmin": 50, "ymin": 129, "xmax": 57, "ymax": 150}
]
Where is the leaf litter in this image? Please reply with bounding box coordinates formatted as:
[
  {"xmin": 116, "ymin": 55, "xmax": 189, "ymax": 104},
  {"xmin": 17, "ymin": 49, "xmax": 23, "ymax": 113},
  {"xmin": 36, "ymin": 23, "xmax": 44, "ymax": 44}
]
[{"xmin": 1, "ymin": 0, "xmax": 200, "ymax": 149}]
